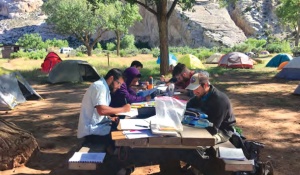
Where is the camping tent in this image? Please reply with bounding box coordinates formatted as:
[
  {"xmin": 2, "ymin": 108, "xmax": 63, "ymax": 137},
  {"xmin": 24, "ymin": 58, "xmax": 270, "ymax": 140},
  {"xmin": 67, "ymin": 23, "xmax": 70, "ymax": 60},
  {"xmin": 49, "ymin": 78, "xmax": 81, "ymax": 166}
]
[
  {"xmin": 41, "ymin": 52, "xmax": 62, "ymax": 73},
  {"xmin": 277, "ymin": 61, "xmax": 289, "ymax": 70},
  {"xmin": 266, "ymin": 53, "xmax": 293, "ymax": 67},
  {"xmin": 48, "ymin": 60, "xmax": 100, "ymax": 84},
  {"xmin": 0, "ymin": 72, "xmax": 42, "ymax": 110},
  {"xmin": 206, "ymin": 53, "xmax": 222, "ymax": 64},
  {"xmin": 156, "ymin": 53, "xmax": 178, "ymax": 66},
  {"xmin": 218, "ymin": 52, "xmax": 253, "ymax": 68},
  {"xmin": 275, "ymin": 57, "xmax": 300, "ymax": 80},
  {"xmin": 294, "ymin": 84, "xmax": 300, "ymax": 95},
  {"xmin": 178, "ymin": 54, "xmax": 205, "ymax": 69}
]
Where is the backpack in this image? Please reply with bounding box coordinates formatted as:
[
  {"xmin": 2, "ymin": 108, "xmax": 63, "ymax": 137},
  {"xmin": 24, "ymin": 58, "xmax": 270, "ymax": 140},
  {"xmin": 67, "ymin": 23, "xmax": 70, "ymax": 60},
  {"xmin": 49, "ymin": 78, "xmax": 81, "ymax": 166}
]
[{"xmin": 229, "ymin": 134, "xmax": 274, "ymax": 175}]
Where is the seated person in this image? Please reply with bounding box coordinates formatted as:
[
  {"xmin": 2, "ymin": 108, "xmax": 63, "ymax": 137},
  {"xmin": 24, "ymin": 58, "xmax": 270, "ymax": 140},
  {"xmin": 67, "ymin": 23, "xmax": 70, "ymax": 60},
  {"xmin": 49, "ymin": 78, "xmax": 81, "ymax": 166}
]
[
  {"xmin": 110, "ymin": 67, "xmax": 151, "ymax": 107},
  {"xmin": 77, "ymin": 68, "xmax": 131, "ymax": 151},
  {"xmin": 171, "ymin": 63, "xmax": 204, "ymax": 97},
  {"xmin": 130, "ymin": 60, "xmax": 143, "ymax": 71},
  {"xmin": 185, "ymin": 72, "xmax": 236, "ymax": 144}
]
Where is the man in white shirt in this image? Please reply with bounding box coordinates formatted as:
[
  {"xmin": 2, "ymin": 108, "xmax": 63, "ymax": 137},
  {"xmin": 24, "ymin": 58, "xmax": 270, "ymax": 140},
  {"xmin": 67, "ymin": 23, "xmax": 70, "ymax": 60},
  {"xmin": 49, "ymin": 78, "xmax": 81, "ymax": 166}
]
[{"xmin": 77, "ymin": 68, "xmax": 130, "ymax": 150}]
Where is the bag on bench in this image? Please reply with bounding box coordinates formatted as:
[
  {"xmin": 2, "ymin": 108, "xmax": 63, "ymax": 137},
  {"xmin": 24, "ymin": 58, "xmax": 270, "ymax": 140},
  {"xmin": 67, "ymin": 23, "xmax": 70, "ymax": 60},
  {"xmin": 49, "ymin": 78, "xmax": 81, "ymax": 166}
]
[{"xmin": 229, "ymin": 134, "xmax": 274, "ymax": 175}]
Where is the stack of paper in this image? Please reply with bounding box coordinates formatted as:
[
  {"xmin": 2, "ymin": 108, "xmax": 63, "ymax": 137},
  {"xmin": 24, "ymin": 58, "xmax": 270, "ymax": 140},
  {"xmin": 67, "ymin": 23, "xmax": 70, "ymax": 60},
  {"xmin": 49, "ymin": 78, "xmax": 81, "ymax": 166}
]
[
  {"xmin": 123, "ymin": 129, "xmax": 156, "ymax": 139},
  {"xmin": 218, "ymin": 147, "xmax": 247, "ymax": 160}
]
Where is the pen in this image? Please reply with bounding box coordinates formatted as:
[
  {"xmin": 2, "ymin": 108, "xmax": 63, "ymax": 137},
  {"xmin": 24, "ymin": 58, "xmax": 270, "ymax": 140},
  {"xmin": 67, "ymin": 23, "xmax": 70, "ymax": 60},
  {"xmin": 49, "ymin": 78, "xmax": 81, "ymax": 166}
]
[
  {"xmin": 124, "ymin": 98, "xmax": 127, "ymax": 104},
  {"xmin": 135, "ymin": 124, "xmax": 149, "ymax": 128}
]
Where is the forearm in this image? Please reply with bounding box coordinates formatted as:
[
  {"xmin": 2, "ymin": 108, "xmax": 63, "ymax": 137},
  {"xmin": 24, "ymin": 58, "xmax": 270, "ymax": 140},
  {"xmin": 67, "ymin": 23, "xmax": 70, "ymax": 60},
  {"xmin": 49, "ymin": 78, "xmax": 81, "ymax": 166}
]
[{"xmin": 96, "ymin": 105, "xmax": 126, "ymax": 116}]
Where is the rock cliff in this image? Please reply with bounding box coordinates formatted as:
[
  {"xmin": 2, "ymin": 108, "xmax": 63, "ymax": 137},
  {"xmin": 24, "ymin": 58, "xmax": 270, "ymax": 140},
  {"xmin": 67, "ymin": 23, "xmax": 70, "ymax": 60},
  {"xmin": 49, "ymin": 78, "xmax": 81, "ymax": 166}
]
[{"xmin": 0, "ymin": 0, "xmax": 285, "ymax": 48}]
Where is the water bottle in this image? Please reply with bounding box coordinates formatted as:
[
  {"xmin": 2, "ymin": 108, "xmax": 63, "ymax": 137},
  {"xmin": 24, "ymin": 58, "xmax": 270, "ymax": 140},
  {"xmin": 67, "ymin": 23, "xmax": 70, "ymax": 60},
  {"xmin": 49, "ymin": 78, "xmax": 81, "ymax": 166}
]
[
  {"xmin": 199, "ymin": 113, "xmax": 208, "ymax": 119},
  {"xmin": 148, "ymin": 76, "xmax": 153, "ymax": 89},
  {"xmin": 193, "ymin": 119, "xmax": 213, "ymax": 128},
  {"xmin": 167, "ymin": 83, "xmax": 175, "ymax": 97}
]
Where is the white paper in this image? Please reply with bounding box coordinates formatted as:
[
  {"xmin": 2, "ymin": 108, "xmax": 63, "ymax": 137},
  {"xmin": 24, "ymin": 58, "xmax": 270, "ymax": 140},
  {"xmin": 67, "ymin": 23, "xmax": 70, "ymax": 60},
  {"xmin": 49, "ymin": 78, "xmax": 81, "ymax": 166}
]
[
  {"xmin": 218, "ymin": 147, "xmax": 246, "ymax": 160},
  {"xmin": 119, "ymin": 119, "xmax": 150, "ymax": 130},
  {"xmin": 68, "ymin": 152, "xmax": 106, "ymax": 163},
  {"xmin": 123, "ymin": 129, "xmax": 157, "ymax": 139}
]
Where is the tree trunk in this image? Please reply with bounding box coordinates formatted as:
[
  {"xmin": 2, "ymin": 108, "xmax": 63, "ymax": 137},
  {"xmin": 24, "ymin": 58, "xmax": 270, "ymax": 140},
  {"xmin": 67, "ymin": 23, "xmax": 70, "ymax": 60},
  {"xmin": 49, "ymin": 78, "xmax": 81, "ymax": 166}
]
[
  {"xmin": 156, "ymin": 1, "xmax": 169, "ymax": 76},
  {"xmin": 116, "ymin": 31, "xmax": 121, "ymax": 56},
  {"xmin": 87, "ymin": 45, "xmax": 92, "ymax": 56},
  {"xmin": 295, "ymin": 19, "xmax": 300, "ymax": 47},
  {"xmin": 0, "ymin": 118, "xmax": 38, "ymax": 170}
]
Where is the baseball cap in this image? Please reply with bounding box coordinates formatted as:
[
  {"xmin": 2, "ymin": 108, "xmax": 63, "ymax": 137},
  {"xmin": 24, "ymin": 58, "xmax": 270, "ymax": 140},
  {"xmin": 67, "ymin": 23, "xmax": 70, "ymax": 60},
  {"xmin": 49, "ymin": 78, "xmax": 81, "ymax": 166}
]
[{"xmin": 185, "ymin": 71, "xmax": 209, "ymax": 90}]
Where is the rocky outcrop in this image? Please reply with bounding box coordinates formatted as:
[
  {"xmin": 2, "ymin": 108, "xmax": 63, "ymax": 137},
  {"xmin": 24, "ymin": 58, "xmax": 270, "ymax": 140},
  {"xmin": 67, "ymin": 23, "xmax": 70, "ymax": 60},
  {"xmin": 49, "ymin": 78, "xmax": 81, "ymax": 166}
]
[
  {"xmin": 0, "ymin": 0, "xmax": 43, "ymax": 18},
  {"xmin": 0, "ymin": 0, "xmax": 286, "ymax": 48},
  {"xmin": 103, "ymin": 1, "xmax": 247, "ymax": 48}
]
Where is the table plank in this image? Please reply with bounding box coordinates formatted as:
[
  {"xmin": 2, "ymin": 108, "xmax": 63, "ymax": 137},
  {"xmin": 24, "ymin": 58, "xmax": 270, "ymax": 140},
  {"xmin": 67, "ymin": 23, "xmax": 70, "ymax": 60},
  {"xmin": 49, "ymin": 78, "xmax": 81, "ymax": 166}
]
[{"xmin": 180, "ymin": 125, "xmax": 215, "ymax": 146}]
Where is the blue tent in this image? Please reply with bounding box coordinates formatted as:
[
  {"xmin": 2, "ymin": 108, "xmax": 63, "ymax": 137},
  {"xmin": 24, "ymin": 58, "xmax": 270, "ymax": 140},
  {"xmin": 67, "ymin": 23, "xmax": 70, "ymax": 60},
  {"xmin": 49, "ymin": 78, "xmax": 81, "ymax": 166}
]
[
  {"xmin": 275, "ymin": 57, "xmax": 300, "ymax": 80},
  {"xmin": 266, "ymin": 53, "xmax": 293, "ymax": 67},
  {"xmin": 156, "ymin": 53, "xmax": 178, "ymax": 66}
]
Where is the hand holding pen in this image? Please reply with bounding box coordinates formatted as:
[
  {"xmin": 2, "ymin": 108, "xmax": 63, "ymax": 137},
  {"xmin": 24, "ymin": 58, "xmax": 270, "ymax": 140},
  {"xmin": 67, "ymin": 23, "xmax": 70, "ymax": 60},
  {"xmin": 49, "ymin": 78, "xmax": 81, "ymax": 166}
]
[{"xmin": 123, "ymin": 98, "xmax": 131, "ymax": 112}]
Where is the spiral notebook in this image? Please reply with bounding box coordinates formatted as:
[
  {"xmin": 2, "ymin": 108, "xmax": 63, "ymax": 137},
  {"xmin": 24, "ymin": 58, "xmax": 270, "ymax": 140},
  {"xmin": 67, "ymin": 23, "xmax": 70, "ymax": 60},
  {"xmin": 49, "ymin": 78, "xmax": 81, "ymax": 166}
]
[{"xmin": 69, "ymin": 152, "xmax": 106, "ymax": 163}]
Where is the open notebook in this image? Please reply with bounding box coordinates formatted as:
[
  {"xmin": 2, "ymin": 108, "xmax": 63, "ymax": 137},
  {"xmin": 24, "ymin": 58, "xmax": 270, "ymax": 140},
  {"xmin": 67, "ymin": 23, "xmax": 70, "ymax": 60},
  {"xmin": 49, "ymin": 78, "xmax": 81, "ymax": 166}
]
[
  {"xmin": 69, "ymin": 152, "xmax": 106, "ymax": 163},
  {"xmin": 218, "ymin": 147, "xmax": 246, "ymax": 161}
]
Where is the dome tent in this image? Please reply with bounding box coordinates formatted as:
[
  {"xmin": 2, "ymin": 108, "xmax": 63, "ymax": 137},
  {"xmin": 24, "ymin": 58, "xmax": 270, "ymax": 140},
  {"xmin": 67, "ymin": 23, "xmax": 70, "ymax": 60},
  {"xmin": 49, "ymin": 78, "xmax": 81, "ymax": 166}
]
[
  {"xmin": 266, "ymin": 53, "xmax": 293, "ymax": 67},
  {"xmin": 218, "ymin": 52, "xmax": 253, "ymax": 69}
]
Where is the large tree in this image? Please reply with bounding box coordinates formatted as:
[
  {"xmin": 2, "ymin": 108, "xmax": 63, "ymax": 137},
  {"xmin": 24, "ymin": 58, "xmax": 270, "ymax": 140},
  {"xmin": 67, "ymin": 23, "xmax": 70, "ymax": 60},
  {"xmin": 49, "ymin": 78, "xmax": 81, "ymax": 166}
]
[
  {"xmin": 125, "ymin": 0, "xmax": 196, "ymax": 75},
  {"xmin": 276, "ymin": 0, "xmax": 300, "ymax": 46},
  {"xmin": 107, "ymin": 1, "xmax": 142, "ymax": 56},
  {"xmin": 42, "ymin": 0, "xmax": 113, "ymax": 56}
]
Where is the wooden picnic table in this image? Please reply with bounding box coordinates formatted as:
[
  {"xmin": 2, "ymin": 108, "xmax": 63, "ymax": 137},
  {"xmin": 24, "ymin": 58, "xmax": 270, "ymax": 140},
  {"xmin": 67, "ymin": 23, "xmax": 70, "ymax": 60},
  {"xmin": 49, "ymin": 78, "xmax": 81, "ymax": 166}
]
[{"xmin": 111, "ymin": 125, "xmax": 215, "ymax": 148}]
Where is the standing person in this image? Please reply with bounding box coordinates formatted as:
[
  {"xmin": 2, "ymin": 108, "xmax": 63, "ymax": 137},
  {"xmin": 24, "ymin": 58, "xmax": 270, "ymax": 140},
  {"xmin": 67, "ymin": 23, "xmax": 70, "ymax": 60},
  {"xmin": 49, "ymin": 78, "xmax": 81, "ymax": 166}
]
[
  {"xmin": 77, "ymin": 68, "xmax": 131, "ymax": 151},
  {"xmin": 185, "ymin": 71, "xmax": 236, "ymax": 143},
  {"xmin": 110, "ymin": 67, "xmax": 151, "ymax": 107},
  {"xmin": 130, "ymin": 60, "xmax": 143, "ymax": 71}
]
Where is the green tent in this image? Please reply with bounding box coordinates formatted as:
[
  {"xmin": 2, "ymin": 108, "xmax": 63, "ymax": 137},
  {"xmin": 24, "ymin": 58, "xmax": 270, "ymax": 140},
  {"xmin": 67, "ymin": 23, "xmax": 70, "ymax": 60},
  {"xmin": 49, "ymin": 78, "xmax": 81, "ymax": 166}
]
[{"xmin": 178, "ymin": 54, "xmax": 205, "ymax": 69}]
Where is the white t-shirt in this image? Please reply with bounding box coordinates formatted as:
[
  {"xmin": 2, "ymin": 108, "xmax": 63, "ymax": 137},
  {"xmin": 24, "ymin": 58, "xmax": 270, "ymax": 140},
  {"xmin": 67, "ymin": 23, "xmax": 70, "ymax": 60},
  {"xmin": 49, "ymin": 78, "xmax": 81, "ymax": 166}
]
[{"xmin": 77, "ymin": 78, "xmax": 112, "ymax": 138}]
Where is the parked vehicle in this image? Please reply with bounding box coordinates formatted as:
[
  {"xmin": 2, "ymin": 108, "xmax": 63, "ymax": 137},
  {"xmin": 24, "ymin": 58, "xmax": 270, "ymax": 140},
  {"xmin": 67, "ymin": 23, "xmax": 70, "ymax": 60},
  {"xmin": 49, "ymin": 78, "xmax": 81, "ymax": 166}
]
[{"xmin": 60, "ymin": 47, "xmax": 73, "ymax": 54}]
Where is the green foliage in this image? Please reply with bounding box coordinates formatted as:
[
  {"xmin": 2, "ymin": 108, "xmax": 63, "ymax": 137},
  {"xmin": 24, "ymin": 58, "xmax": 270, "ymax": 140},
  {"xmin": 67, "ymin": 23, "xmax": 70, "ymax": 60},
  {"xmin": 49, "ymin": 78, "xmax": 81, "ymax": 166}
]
[
  {"xmin": 11, "ymin": 49, "xmax": 47, "ymax": 59},
  {"xmin": 276, "ymin": 0, "xmax": 300, "ymax": 45},
  {"xmin": 96, "ymin": 43, "xmax": 102, "ymax": 50},
  {"xmin": 151, "ymin": 47, "xmax": 160, "ymax": 58},
  {"xmin": 10, "ymin": 50, "xmax": 27, "ymax": 59},
  {"xmin": 245, "ymin": 38, "xmax": 267, "ymax": 48},
  {"xmin": 44, "ymin": 38, "xmax": 69, "ymax": 48},
  {"xmin": 76, "ymin": 52, "xmax": 85, "ymax": 57},
  {"xmin": 119, "ymin": 48, "xmax": 138, "ymax": 57},
  {"xmin": 232, "ymin": 43, "xmax": 250, "ymax": 53},
  {"xmin": 106, "ymin": 42, "xmax": 116, "ymax": 51},
  {"xmin": 140, "ymin": 48, "xmax": 151, "ymax": 54},
  {"xmin": 120, "ymin": 35, "xmax": 136, "ymax": 49},
  {"xmin": 292, "ymin": 46, "xmax": 300, "ymax": 53},
  {"xmin": 265, "ymin": 40, "xmax": 291, "ymax": 53},
  {"xmin": 196, "ymin": 48, "xmax": 214, "ymax": 62},
  {"xmin": 16, "ymin": 33, "xmax": 45, "ymax": 50},
  {"xmin": 42, "ymin": 0, "xmax": 114, "ymax": 56}
]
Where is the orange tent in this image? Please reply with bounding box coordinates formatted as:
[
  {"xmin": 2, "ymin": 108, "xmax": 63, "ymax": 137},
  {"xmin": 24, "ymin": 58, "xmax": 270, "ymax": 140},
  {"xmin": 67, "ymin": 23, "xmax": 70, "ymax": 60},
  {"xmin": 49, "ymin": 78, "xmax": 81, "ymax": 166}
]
[{"xmin": 277, "ymin": 61, "xmax": 289, "ymax": 70}]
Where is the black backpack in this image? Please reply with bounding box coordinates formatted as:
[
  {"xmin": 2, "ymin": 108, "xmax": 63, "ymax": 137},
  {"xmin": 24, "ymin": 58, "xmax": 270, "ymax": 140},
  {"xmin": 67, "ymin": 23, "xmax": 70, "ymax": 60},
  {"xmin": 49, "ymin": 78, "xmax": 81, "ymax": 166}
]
[{"xmin": 229, "ymin": 134, "xmax": 274, "ymax": 175}]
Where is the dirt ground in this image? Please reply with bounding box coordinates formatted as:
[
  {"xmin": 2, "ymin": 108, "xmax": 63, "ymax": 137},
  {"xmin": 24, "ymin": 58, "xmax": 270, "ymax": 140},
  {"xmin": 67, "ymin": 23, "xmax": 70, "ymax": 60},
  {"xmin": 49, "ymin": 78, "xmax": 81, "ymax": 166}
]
[{"xmin": 1, "ymin": 59, "xmax": 300, "ymax": 175}]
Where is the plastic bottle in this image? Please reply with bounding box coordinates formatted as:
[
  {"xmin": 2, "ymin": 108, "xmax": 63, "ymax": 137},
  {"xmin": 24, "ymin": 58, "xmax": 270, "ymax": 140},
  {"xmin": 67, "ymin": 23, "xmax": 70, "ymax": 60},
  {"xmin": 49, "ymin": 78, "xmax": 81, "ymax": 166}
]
[
  {"xmin": 167, "ymin": 83, "xmax": 175, "ymax": 96},
  {"xmin": 147, "ymin": 76, "xmax": 153, "ymax": 89},
  {"xmin": 193, "ymin": 119, "xmax": 213, "ymax": 128}
]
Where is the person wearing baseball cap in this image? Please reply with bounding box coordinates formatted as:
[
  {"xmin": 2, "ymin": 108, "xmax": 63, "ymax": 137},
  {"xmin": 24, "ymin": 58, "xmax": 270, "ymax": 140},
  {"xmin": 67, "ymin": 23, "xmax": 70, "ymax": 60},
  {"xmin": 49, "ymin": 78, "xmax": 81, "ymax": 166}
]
[{"xmin": 186, "ymin": 71, "xmax": 236, "ymax": 144}]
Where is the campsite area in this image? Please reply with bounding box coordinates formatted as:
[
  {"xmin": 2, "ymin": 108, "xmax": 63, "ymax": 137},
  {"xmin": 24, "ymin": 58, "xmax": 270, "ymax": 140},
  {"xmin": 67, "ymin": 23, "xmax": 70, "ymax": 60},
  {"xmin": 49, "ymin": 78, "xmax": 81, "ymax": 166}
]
[{"xmin": 1, "ymin": 54, "xmax": 299, "ymax": 175}]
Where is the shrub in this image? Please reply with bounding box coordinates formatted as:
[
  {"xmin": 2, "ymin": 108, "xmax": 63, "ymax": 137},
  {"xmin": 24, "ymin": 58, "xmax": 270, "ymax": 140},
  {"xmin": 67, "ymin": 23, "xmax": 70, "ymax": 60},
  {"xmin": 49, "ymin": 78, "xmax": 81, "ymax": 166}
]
[
  {"xmin": 16, "ymin": 33, "xmax": 45, "ymax": 50},
  {"xmin": 10, "ymin": 50, "xmax": 27, "ymax": 59},
  {"xmin": 140, "ymin": 48, "xmax": 151, "ymax": 54},
  {"xmin": 265, "ymin": 41, "xmax": 290, "ymax": 53},
  {"xmin": 151, "ymin": 47, "xmax": 160, "ymax": 58},
  {"xmin": 120, "ymin": 35, "xmax": 135, "ymax": 49},
  {"xmin": 106, "ymin": 42, "xmax": 116, "ymax": 51},
  {"xmin": 232, "ymin": 43, "xmax": 251, "ymax": 52},
  {"xmin": 27, "ymin": 50, "xmax": 47, "ymax": 60},
  {"xmin": 45, "ymin": 38, "xmax": 69, "ymax": 48},
  {"xmin": 197, "ymin": 48, "xmax": 214, "ymax": 62},
  {"xmin": 120, "ymin": 48, "xmax": 139, "ymax": 57},
  {"xmin": 76, "ymin": 52, "xmax": 85, "ymax": 57}
]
